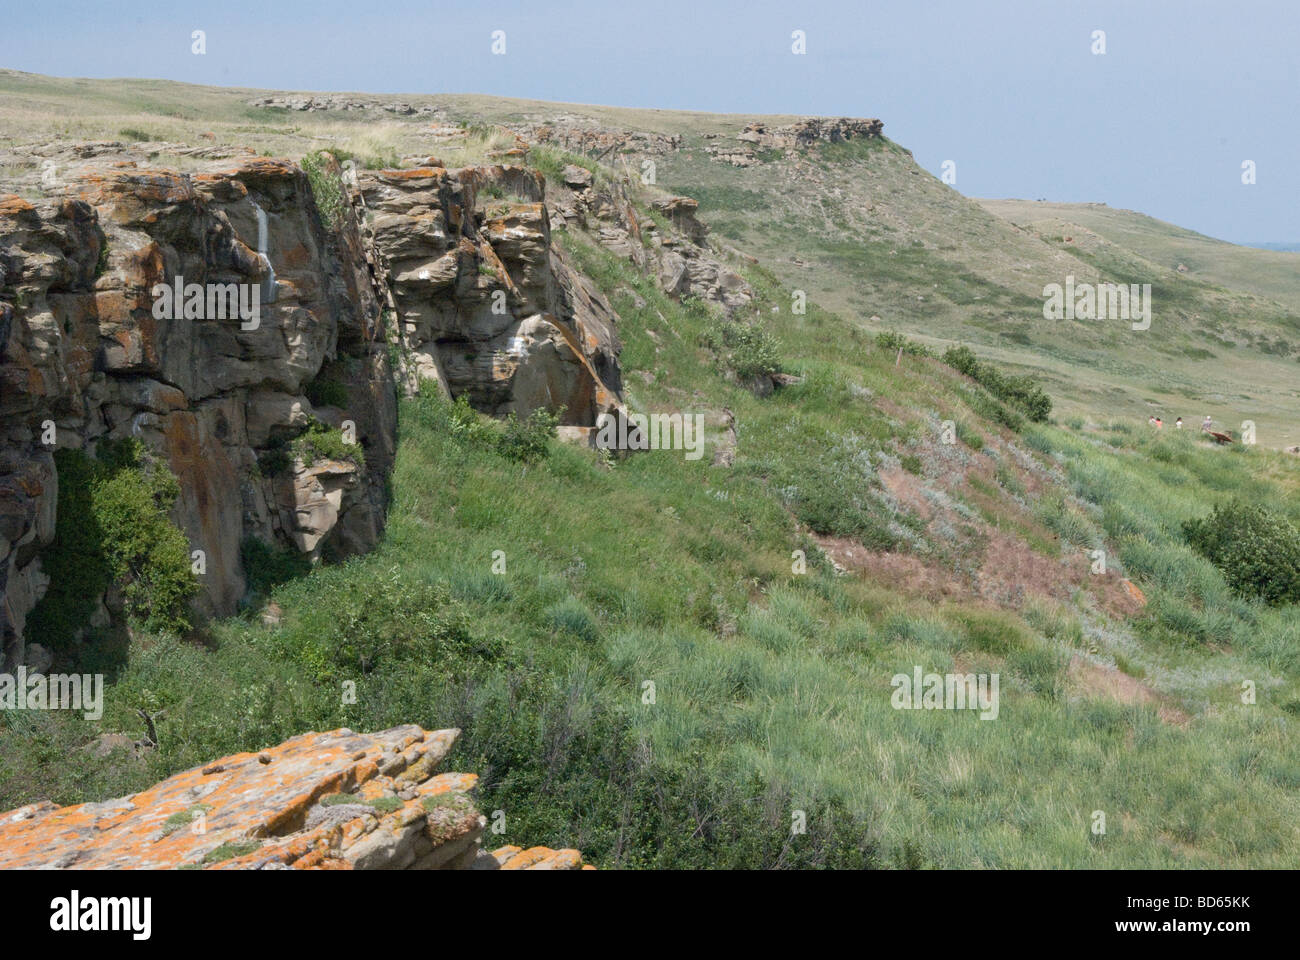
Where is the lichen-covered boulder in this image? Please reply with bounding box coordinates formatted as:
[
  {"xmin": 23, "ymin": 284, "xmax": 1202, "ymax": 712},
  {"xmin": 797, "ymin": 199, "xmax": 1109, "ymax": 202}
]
[{"xmin": 0, "ymin": 725, "xmax": 591, "ymax": 870}]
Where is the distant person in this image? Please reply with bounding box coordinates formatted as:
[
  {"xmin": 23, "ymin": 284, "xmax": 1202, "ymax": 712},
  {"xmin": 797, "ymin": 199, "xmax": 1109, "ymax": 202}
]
[
  {"xmin": 1148, "ymin": 416, "xmax": 1157, "ymax": 427},
  {"xmin": 1155, "ymin": 418, "xmax": 1163, "ymax": 429},
  {"xmin": 1201, "ymin": 416, "xmax": 1213, "ymax": 432},
  {"xmin": 1175, "ymin": 417, "xmax": 1183, "ymax": 429}
]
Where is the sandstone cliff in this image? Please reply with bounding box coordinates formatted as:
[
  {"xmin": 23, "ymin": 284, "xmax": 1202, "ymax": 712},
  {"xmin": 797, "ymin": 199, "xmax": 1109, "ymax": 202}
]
[
  {"xmin": 0, "ymin": 155, "xmax": 393, "ymax": 666},
  {"xmin": 357, "ymin": 162, "xmax": 624, "ymax": 424},
  {"xmin": 0, "ymin": 147, "xmax": 633, "ymax": 667},
  {"xmin": 0, "ymin": 114, "xmax": 777, "ymax": 664}
]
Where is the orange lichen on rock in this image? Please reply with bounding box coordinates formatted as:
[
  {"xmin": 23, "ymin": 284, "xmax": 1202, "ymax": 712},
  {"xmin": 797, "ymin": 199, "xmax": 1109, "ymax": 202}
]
[
  {"xmin": 0, "ymin": 725, "xmax": 591, "ymax": 870},
  {"xmin": 493, "ymin": 845, "xmax": 589, "ymax": 870},
  {"xmin": 0, "ymin": 194, "xmax": 35, "ymax": 216}
]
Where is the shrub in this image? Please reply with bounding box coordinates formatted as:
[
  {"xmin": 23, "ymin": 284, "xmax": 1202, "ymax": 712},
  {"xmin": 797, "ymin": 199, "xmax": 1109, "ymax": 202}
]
[
  {"xmin": 241, "ymin": 537, "xmax": 312, "ymax": 596},
  {"xmin": 1183, "ymin": 501, "xmax": 1300, "ymax": 606},
  {"xmin": 27, "ymin": 440, "xmax": 198, "ymax": 646},
  {"xmin": 943, "ymin": 345, "xmax": 1052, "ymax": 423},
  {"xmin": 278, "ymin": 568, "xmax": 505, "ymax": 681},
  {"xmin": 876, "ymin": 330, "xmax": 932, "ymax": 357},
  {"xmin": 408, "ymin": 389, "xmax": 559, "ymax": 463},
  {"xmin": 290, "ymin": 420, "xmax": 364, "ymax": 468},
  {"xmin": 304, "ymin": 377, "xmax": 350, "ymax": 409},
  {"xmin": 437, "ymin": 392, "xmax": 496, "ymax": 444},
  {"xmin": 704, "ymin": 318, "xmax": 783, "ymax": 381},
  {"xmin": 795, "ymin": 484, "xmax": 897, "ymax": 549},
  {"xmin": 302, "ymin": 150, "xmax": 346, "ymax": 230},
  {"xmin": 498, "ymin": 406, "xmax": 561, "ymax": 462}
]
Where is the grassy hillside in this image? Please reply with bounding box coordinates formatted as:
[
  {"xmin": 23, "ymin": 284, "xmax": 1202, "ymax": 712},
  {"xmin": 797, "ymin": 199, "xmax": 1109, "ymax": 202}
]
[
  {"xmin": 981, "ymin": 199, "xmax": 1300, "ymax": 314},
  {"xmin": 647, "ymin": 139, "xmax": 1300, "ymax": 445},
  {"xmin": 3, "ymin": 72, "xmax": 1299, "ymax": 868}
]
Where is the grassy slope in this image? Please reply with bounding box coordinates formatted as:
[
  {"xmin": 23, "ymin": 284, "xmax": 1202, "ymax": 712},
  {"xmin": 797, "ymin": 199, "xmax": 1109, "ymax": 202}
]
[
  {"xmin": 980, "ymin": 199, "xmax": 1300, "ymax": 313},
  {"xmin": 3, "ymin": 72, "xmax": 1300, "ymax": 867},
  {"xmin": 645, "ymin": 137, "xmax": 1300, "ymax": 446}
]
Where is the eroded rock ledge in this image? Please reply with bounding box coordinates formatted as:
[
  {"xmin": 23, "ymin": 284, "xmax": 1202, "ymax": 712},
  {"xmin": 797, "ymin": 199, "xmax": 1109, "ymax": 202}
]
[
  {"xmin": 0, "ymin": 725, "xmax": 591, "ymax": 870},
  {"xmin": 0, "ymin": 146, "xmax": 633, "ymax": 664},
  {"xmin": 1, "ymin": 124, "xmax": 773, "ymax": 661}
]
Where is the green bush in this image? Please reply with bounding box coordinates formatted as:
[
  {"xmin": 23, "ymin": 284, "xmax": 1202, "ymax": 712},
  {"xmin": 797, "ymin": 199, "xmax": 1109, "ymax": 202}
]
[
  {"xmin": 241, "ymin": 537, "xmax": 312, "ymax": 596},
  {"xmin": 412, "ymin": 389, "xmax": 558, "ymax": 463},
  {"xmin": 498, "ymin": 406, "xmax": 561, "ymax": 462},
  {"xmin": 290, "ymin": 420, "xmax": 364, "ymax": 468},
  {"xmin": 876, "ymin": 330, "xmax": 932, "ymax": 357},
  {"xmin": 304, "ymin": 377, "xmax": 350, "ymax": 409},
  {"xmin": 302, "ymin": 150, "xmax": 346, "ymax": 231},
  {"xmin": 944, "ymin": 345, "xmax": 1052, "ymax": 423},
  {"xmin": 704, "ymin": 317, "xmax": 782, "ymax": 380},
  {"xmin": 27, "ymin": 440, "xmax": 198, "ymax": 646},
  {"xmin": 276, "ymin": 567, "xmax": 506, "ymax": 681},
  {"xmin": 794, "ymin": 484, "xmax": 897, "ymax": 549},
  {"xmin": 1183, "ymin": 501, "xmax": 1300, "ymax": 606}
]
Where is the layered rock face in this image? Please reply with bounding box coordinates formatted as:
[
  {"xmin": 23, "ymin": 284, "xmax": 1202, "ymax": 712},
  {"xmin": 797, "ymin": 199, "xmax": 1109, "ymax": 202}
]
[
  {"xmin": 0, "ymin": 156, "xmax": 395, "ymax": 666},
  {"xmin": 357, "ymin": 163, "xmax": 624, "ymax": 425},
  {"xmin": 0, "ymin": 725, "xmax": 591, "ymax": 870},
  {"xmin": 545, "ymin": 165, "xmax": 755, "ymax": 316},
  {"xmin": 0, "ymin": 149, "xmax": 631, "ymax": 665},
  {"xmin": 708, "ymin": 116, "xmax": 884, "ymax": 167},
  {"xmin": 738, "ymin": 117, "xmax": 884, "ymax": 148}
]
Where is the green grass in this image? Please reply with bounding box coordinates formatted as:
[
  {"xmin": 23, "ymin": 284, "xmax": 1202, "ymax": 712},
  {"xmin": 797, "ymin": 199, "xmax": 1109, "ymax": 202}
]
[
  {"xmin": 301, "ymin": 150, "xmax": 345, "ymax": 230},
  {"xmin": 290, "ymin": 420, "xmax": 364, "ymax": 468},
  {"xmin": 202, "ymin": 840, "xmax": 262, "ymax": 864}
]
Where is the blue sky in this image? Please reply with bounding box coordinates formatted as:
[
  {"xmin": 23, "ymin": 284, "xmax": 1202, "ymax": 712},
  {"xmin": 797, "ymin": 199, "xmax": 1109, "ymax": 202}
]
[{"xmin": 3, "ymin": 0, "xmax": 1296, "ymax": 243}]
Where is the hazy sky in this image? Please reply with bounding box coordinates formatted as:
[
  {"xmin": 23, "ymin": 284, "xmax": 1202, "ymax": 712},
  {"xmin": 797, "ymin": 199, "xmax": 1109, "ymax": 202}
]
[{"xmin": 4, "ymin": 0, "xmax": 1296, "ymax": 243}]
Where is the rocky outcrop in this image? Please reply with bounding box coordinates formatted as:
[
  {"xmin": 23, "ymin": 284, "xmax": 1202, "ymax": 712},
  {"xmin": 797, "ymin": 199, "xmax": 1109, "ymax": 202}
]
[
  {"xmin": 505, "ymin": 118, "xmax": 683, "ymax": 159},
  {"xmin": 708, "ymin": 116, "xmax": 883, "ymax": 166},
  {"xmin": 544, "ymin": 166, "xmax": 755, "ymax": 316},
  {"xmin": 0, "ymin": 725, "xmax": 591, "ymax": 870},
  {"xmin": 357, "ymin": 163, "xmax": 624, "ymax": 425},
  {"xmin": 0, "ymin": 154, "xmax": 396, "ymax": 666},
  {"xmin": 739, "ymin": 117, "xmax": 884, "ymax": 148},
  {"xmin": 246, "ymin": 95, "xmax": 447, "ymax": 116},
  {"xmin": 1, "ymin": 146, "xmax": 630, "ymax": 664}
]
